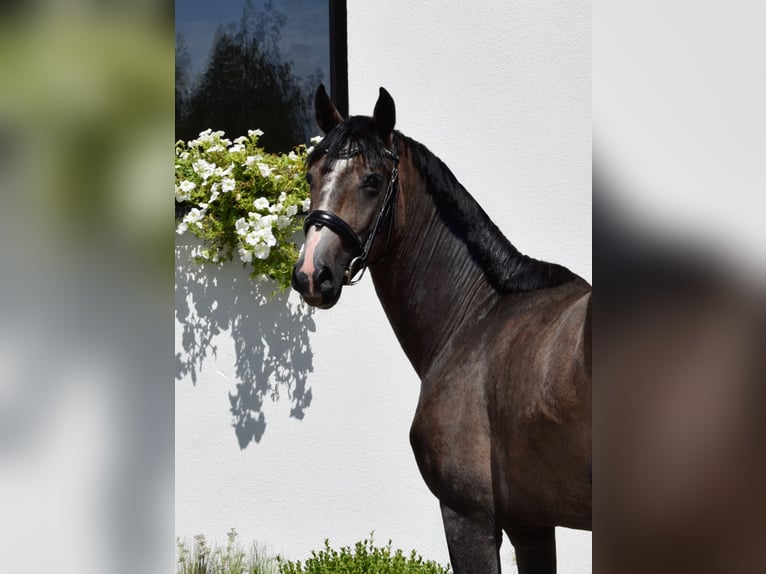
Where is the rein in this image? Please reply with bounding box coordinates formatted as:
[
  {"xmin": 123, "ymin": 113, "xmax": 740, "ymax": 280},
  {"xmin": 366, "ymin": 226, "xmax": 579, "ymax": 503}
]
[{"xmin": 303, "ymin": 142, "xmax": 400, "ymax": 285}]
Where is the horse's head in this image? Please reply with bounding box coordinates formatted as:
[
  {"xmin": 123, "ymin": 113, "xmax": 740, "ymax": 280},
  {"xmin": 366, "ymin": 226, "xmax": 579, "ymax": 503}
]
[{"xmin": 292, "ymin": 85, "xmax": 399, "ymax": 309}]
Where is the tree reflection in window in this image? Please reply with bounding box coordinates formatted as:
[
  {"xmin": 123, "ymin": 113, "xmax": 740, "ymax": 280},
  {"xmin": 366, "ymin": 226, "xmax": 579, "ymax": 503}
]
[{"xmin": 176, "ymin": 0, "xmax": 329, "ymax": 153}]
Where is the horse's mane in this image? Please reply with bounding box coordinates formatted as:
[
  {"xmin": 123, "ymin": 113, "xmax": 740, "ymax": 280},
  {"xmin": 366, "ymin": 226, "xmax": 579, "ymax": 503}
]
[{"xmin": 308, "ymin": 117, "xmax": 579, "ymax": 293}]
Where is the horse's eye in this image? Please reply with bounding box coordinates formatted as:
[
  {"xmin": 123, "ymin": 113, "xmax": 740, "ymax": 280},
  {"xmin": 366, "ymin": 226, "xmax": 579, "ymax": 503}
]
[{"xmin": 362, "ymin": 174, "xmax": 384, "ymax": 191}]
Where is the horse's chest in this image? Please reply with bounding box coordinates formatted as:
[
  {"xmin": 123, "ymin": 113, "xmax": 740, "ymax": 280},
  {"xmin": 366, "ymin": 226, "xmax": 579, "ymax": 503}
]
[{"xmin": 409, "ymin": 379, "xmax": 494, "ymax": 512}]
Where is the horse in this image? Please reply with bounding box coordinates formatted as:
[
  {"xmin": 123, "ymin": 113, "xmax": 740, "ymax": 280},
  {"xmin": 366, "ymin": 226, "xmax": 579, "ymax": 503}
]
[{"xmin": 292, "ymin": 85, "xmax": 592, "ymax": 574}]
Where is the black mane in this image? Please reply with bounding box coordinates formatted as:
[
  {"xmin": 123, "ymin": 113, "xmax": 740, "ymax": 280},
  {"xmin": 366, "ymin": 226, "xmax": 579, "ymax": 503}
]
[{"xmin": 309, "ymin": 117, "xmax": 579, "ymax": 293}]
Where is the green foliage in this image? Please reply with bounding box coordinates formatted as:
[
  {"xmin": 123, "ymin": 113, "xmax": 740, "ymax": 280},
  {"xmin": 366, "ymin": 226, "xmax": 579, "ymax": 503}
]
[
  {"xmin": 276, "ymin": 535, "xmax": 452, "ymax": 574},
  {"xmin": 176, "ymin": 529, "xmax": 278, "ymax": 574},
  {"xmin": 175, "ymin": 128, "xmax": 315, "ymax": 292}
]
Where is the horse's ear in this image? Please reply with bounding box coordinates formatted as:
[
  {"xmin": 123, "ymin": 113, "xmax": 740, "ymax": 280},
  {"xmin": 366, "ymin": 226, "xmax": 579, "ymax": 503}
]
[
  {"xmin": 314, "ymin": 84, "xmax": 344, "ymax": 134},
  {"xmin": 373, "ymin": 87, "xmax": 396, "ymax": 145}
]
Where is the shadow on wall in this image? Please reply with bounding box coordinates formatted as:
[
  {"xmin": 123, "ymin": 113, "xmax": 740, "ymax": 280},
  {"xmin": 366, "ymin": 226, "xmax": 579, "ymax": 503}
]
[{"xmin": 175, "ymin": 237, "xmax": 314, "ymax": 449}]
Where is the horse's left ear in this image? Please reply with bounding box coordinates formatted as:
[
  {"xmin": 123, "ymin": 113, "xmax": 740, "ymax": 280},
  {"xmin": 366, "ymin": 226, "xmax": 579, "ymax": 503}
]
[
  {"xmin": 373, "ymin": 87, "xmax": 396, "ymax": 145},
  {"xmin": 315, "ymin": 84, "xmax": 344, "ymax": 134}
]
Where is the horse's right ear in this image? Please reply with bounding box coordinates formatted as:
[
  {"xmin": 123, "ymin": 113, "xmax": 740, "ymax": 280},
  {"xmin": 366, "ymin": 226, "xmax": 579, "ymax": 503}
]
[{"xmin": 314, "ymin": 84, "xmax": 344, "ymax": 134}]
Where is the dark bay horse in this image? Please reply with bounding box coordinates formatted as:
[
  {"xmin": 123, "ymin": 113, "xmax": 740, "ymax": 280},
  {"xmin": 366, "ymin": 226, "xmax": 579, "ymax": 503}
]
[{"xmin": 292, "ymin": 85, "xmax": 591, "ymax": 574}]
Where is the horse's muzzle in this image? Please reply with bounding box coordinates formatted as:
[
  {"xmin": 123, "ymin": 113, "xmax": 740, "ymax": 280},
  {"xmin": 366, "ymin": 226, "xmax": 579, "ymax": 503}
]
[{"xmin": 291, "ymin": 264, "xmax": 341, "ymax": 309}]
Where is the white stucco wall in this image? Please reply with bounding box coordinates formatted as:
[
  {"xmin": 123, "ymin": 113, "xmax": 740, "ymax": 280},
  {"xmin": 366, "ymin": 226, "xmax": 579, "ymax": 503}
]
[{"xmin": 176, "ymin": 1, "xmax": 590, "ymax": 572}]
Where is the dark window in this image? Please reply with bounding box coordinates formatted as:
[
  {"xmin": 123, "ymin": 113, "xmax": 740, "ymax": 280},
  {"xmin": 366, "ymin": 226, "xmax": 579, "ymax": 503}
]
[{"xmin": 175, "ymin": 0, "xmax": 347, "ymax": 152}]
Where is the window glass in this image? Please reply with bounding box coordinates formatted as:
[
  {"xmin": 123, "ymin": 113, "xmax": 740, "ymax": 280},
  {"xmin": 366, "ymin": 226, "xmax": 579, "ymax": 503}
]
[{"xmin": 176, "ymin": 0, "xmax": 331, "ymax": 152}]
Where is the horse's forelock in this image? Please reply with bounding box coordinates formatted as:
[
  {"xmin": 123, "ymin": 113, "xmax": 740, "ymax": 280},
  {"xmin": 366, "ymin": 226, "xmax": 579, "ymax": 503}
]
[{"xmin": 307, "ymin": 116, "xmax": 392, "ymax": 172}]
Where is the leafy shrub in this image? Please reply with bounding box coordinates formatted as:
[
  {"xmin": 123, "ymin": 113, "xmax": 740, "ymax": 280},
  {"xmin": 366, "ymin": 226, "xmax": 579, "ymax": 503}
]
[
  {"xmin": 175, "ymin": 128, "xmax": 318, "ymax": 291},
  {"xmin": 276, "ymin": 535, "xmax": 452, "ymax": 574}
]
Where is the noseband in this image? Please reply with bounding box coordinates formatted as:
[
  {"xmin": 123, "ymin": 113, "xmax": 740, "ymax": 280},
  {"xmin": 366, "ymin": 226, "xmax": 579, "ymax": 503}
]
[{"xmin": 302, "ymin": 142, "xmax": 400, "ymax": 285}]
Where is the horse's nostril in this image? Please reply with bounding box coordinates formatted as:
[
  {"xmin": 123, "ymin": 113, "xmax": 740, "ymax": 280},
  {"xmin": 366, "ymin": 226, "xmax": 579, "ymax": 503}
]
[{"xmin": 316, "ymin": 266, "xmax": 333, "ymax": 288}]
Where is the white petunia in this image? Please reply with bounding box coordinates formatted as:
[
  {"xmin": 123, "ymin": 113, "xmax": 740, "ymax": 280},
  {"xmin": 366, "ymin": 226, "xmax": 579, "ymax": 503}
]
[
  {"xmin": 285, "ymin": 204, "xmax": 298, "ymax": 217},
  {"xmin": 238, "ymin": 246, "xmax": 253, "ymax": 263},
  {"xmin": 192, "ymin": 159, "xmax": 215, "ymax": 181},
  {"xmin": 253, "ymin": 243, "xmax": 271, "ymax": 260},
  {"xmin": 276, "ymin": 215, "xmax": 291, "ymax": 230},
  {"xmin": 175, "ymin": 185, "xmax": 191, "ymax": 203},
  {"xmin": 302, "ymin": 198, "xmax": 311, "ymax": 212},
  {"xmin": 221, "ymin": 177, "xmax": 236, "ymax": 193},
  {"xmin": 257, "ymin": 162, "xmax": 272, "ymax": 178},
  {"xmin": 310, "ymin": 135, "xmax": 323, "ymax": 145},
  {"xmin": 183, "ymin": 207, "xmax": 205, "ymax": 229},
  {"xmin": 179, "ymin": 180, "xmax": 196, "ymax": 193},
  {"xmin": 278, "ymin": 192, "xmax": 287, "ymax": 203},
  {"xmin": 235, "ymin": 218, "xmax": 250, "ymax": 236},
  {"xmin": 253, "ymin": 197, "xmax": 270, "ymax": 210},
  {"xmin": 176, "ymin": 221, "xmax": 188, "ymax": 235},
  {"xmin": 228, "ymin": 144, "xmax": 244, "ymax": 153},
  {"xmin": 248, "ymin": 128, "xmax": 264, "ymax": 138},
  {"xmin": 207, "ymin": 145, "xmax": 225, "ymax": 153},
  {"xmin": 288, "ymin": 151, "xmax": 298, "ymax": 161},
  {"xmin": 209, "ymin": 183, "xmax": 220, "ymax": 203}
]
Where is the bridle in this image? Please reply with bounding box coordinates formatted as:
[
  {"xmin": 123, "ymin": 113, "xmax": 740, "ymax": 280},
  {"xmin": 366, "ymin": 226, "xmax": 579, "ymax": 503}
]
[{"xmin": 302, "ymin": 141, "xmax": 400, "ymax": 285}]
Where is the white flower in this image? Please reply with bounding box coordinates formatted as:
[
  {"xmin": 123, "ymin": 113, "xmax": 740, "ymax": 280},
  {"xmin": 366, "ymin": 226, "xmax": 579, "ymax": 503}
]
[
  {"xmin": 221, "ymin": 177, "xmax": 236, "ymax": 193},
  {"xmin": 175, "ymin": 185, "xmax": 191, "ymax": 202},
  {"xmin": 248, "ymin": 128, "xmax": 264, "ymax": 138},
  {"xmin": 235, "ymin": 218, "xmax": 250, "ymax": 236},
  {"xmin": 214, "ymin": 164, "xmax": 233, "ymax": 178},
  {"xmin": 288, "ymin": 151, "xmax": 298, "ymax": 161},
  {"xmin": 302, "ymin": 198, "xmax": 311, "ymax": 212},
  {"xmin": 278, "ymin": 192, "xmax": 287, "ymax": 203},
  {"xmin": 175, "ymin": 180, "xmax": 196, "ymax": 202},
  {"xmin": 276, "ymin": 215, "xmax": 291, "ymax": 230},
  {"xmin": 253, "ymin": 197, "xmax": 270, "ymax": 210},
  {"xmin": 192, "ymin": 159, "xmax": 215, "ymax": 181},
  {"xmin": 259, "ymin": 214, "xmax": 277, "ymax": 229},
  {"xmin": 306, "ymin": 146, "xmax": 315, "ymax": 154},
  {"xmin": 253, "ymin": 243, "xmax": 271, "ymax": 260},
  {"xmin": 179, "ymin": 180, "xmax": 196, "ymax": 193},
  {"xmin": 285, "ymin": 204, "xmax": 298, "ymax": 217},
  {"xmin": 194, "ymin": 128, "xmax": 214, "ymax": 145},
  {"xmin": 176, "ymin": 221, "xmax": 188, "ymax": 235},
  {"xmin": 209, "ymin": 183, "xmax": 220, "ymax": 203},
  {"xmin": 245, "ymin": 154, "xmax": 262, "ymax": 166},
  {"xmin": 238, "ymin": 246, "xmax": 253, "ymax": 263},
  {"xmin": 228, "ymin": 144, "xmax": 244, "ymax": 153},
  {"xmin": 208, "ymin": 145, "xmax": 225, "ymax": 153},
  {"xmin": 257, "ymin": 162, "xmax": 273, "ymax": 178},
  {"xmin": 183, "ymin": 207, "xmax": 205, "ymax": 229},
  {"xmin": 310, "ymin": 135, "xmax": 323, "ymax": 145}
]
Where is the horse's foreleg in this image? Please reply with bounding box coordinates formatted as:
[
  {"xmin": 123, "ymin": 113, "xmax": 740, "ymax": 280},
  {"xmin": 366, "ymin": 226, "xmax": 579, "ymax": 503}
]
[
  {"xmin": 507, "ymin": 527, "xmax": 556, "ymax": 574},
  {"xmin": 440, "ymin": 503, "xmax": 501, "ymax": 574}
]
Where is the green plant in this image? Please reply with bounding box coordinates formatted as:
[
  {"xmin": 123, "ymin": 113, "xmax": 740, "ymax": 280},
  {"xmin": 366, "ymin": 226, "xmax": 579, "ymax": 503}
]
[
  {"xmin": 175, "ymin": 128, "xmax": 317, "ymax": 291},
  {"xmin": 276, "ymin": 535, "xmax": 452, "ymax": 574},
  {"xmin": 176, "ymin": 528, "xmax": 278, "ymax": 574}
]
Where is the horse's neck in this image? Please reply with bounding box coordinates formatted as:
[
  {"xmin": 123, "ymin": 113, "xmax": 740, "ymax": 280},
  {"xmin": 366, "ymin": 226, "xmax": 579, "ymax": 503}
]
[{"xmin": 369, "ymin": 155, "xmax": 499, "ymax": 378}]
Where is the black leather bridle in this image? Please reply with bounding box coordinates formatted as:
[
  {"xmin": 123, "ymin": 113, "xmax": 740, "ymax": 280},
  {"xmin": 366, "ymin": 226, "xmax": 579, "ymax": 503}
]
[{"xmin": 302, "ymin": 143, "xmax": 400, "ymax": 285}]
